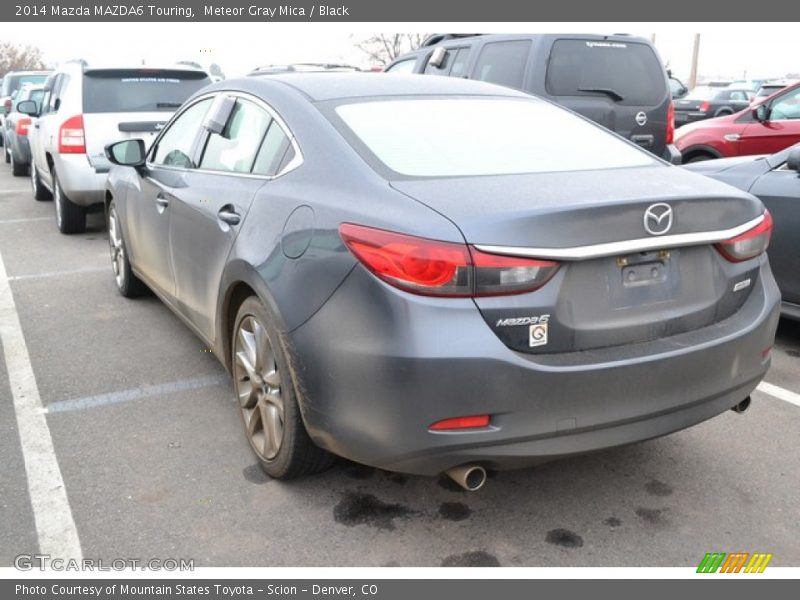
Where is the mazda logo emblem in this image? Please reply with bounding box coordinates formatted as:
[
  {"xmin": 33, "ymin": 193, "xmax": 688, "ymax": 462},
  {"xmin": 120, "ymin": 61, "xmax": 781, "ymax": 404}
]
[
  {"xmin": 643, "ymin": 203, "xmax": 673, "ymax": 236},
  {"xmin": 635, "ymin": 111, "xmax": 648, "ymax": 127}
]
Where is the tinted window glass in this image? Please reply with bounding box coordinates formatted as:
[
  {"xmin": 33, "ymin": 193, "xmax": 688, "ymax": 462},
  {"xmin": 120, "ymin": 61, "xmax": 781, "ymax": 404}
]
[
  {"xmin": 334, "ymin": 97, "xmax": 655, "ymax": 177},
  {"xmin": 449, "ymin": 48, "xmax": 469, "ymax": 78},
  {"xmin": 1, "ymin": 73, "xmax": 48, "ymax": 96},
  {"xmin": 252, "ymin": 121, "xmax": 292, "ymax": 176},
  {"xmin": 546, "ymin": 40, "xmax": 666, "ymax": 106},
  {"xmin": 385, "ymin": 59, "xmax": 416, "ymax": 74},
  {"xmin": 200, "ymin": 99, "xmax": 272, "ymax": 173},
  {"xmin": 424, "ymin": 47, "xmax": 469, "ymax": 77},
  {"xmin": 152, "ymin": 98, "xmax": 212, "ymax": 168},
  {"xmin": 473, "ymin": 40, "xmax": 530, "ymax": 90},
  {"xmin": 82, "ymin": 69, "xmax": 209, "ymax": 113},
  {"xmin": 16, "ymin": 89, "xmax": 44, "ymax": 112}
]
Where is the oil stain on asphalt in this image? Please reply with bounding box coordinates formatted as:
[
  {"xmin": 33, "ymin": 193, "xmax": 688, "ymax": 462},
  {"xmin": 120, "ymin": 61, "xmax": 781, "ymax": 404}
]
[
  {"xmin": 333, "ymin": 491, "xmax": 415, "ymax": 530},
  {"xmin": 604, "ymin": 517, "xmax": 622, "ymax": 527},
  {"xmin": 635, "ymin": 507, "xmax": 669, "ymax": 526},
  {"xmin": 545, "ymin": 528, "xmax": 584, "ymax": 548},
  {"xmin": 242, "ymin": 464, "xmax": 271, "ymax": 484},
  {"xmin": 441, "ymin": 551, "xmax": 500, "ymax": 567},
  {"xmin": 438, "ymin": 502, "xmax": 472, "ymax": 521},
  {"xmin": 644, "ymin": 479, "xmax": 674, "ymax": 497}
]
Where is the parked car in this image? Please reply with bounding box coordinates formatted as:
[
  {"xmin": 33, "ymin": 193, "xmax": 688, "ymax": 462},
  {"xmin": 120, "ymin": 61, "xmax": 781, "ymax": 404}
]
[
  {"xmin": 20, "ymin": 62, "xmax": 211, "ymax": 233},
  {"xmin": 675, "ymin": 81, "xmax": 800, "ymax": 163},
  {"xmin": 673, "ymin": 86, "xmax": 755, "ymax": 125},
  {"xmin": 386, "ymin": 33, "xmax": 681, "ymax": 163},
  {"xmin": 103, "ymin": 74, "xmax": 778, "ymax": 485},
  {"xmin": 248, "ymin": 63, "xmax": 360, "ymax": 75},
  {"xmin": 756, "ymin": 79, "xmax": 797, "ymax": 98},
  {"xmin": 0, "ymin": 70, "xmax": 50, "ymax": 146},
  {"xmin": 669, "ymin": 74, "xmax": 688, "ymax": 99},
  {"xmin": 685, "ymin": 144, "xmax": 800, "ymax": 320},
  {"xmin": 3, "ymin": 83, "xmax": 44, "ymax": 176}
]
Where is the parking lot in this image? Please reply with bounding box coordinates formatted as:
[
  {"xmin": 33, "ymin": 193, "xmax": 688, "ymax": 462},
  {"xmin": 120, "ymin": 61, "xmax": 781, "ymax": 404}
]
[{"xmin": 0, "ymin": 161, "xmax": 799, "ymax": 568}]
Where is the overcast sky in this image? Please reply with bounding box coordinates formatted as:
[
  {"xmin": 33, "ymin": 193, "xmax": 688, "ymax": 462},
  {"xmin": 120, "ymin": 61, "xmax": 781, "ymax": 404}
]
[{"xmin": 2, "ymin": 23, "xmax": 798, "ymax": 80}]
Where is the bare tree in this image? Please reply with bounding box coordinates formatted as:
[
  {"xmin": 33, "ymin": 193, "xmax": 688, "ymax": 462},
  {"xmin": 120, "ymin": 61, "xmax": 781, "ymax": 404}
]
[
  {"xmin": 352, "ymin": 34, "xmax": 429, "ymax": 66},
  {"xmin": 0, "ymin": 42, "xmax": 47, "ymax": 76}
]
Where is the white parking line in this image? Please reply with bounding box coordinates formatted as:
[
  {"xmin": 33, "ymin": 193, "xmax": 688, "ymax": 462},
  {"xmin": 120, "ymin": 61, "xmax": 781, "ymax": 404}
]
[
  {"xmin": 0, "ymin": 250, "xmax": 82, "ymax": 560},
  {"xmin": 45, "ymin": 375, "xmax": 229, "ymax": 414},
  {"xmin": 0, "ymin": 217, "xmax": 52, "ymax": 225},
  {"xmin": 0, "ymin": 189, "xmax": 31, "ymax": 195},
  {"xmin": 756, "ymin": 382, "xmax": 800, "ymax": 408},
  {"xmin": 8, "ymin": 267, "xmax": 109, "ymax": 282}
]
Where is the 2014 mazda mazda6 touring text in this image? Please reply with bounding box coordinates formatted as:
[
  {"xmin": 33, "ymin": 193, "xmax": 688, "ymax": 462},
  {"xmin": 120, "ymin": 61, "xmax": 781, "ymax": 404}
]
[{"xmin": 103, "ymin": 74, "xmax": 780, "ymax": 488}]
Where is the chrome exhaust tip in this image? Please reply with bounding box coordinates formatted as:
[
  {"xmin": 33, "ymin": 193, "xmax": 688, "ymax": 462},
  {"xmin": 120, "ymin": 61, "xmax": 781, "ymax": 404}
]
[
  {"xmin": 445, "ymin": 465, "xmax": 487, "ymax": 491},
  {"xmin": 732, "ymin": 396, "xmax": 751, "ymax": 414}
]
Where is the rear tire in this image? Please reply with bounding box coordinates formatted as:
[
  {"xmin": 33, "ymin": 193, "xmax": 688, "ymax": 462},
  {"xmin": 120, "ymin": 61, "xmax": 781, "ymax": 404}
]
[
  {"xmin": 11, "ymin": 152, "xmax": 27, "ymax": 177},
  {"xmin": 715, "ymin": 109, "xmax": 733, "ymax": 117},
  {"xmin": 31, "ymin": 162, "xmax": 52, "ymax": 201},
  {"xmin": 232, "ymin": 297, "xmax": 334, "ymax": 480},
  {"xmin": 107, "ymin": 201, "xmax": 148, "ymax": 298},
  {"xmin": 53, "ymin": 169, "xmax": 86, "ymax": 234},
  {"xmin": 4, "ymin": 147, "xmax": 9, "ymax": 164}
]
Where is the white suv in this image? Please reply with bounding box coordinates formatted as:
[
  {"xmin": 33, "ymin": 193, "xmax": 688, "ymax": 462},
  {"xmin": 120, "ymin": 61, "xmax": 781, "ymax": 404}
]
[{"xmin": 25, "ymin": 62, "xmax": 211, "ymax": 233}]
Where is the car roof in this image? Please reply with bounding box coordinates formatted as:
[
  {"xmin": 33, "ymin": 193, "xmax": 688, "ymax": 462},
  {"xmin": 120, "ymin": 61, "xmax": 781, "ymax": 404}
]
[{"xmin": 251, "ymin": 72, "xmax": 530, "ymax": 101}]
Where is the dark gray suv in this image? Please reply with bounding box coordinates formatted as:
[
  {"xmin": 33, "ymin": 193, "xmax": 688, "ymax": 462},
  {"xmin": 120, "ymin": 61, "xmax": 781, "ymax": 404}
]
[{"xmin": 387, "ymin": 34, "xmax": 681, "ymax": 163}]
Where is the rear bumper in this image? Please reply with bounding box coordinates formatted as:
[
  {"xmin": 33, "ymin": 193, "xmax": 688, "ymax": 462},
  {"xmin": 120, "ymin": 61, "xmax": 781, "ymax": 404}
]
[
  {"xmin": 52, "ymin": 153, "xmax": 106, "ymax": 207},
  {"xmin": 291, "ymin": 261, "xmax": 780, "ymax": 476},
  {"xmin": 662, "ymin": 143, "xmax": 682, "ymax": 165}
]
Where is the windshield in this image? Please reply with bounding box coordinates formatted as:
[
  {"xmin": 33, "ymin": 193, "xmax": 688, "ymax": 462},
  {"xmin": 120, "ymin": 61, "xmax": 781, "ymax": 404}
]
[
  {"xmin": 82, "ymin": 69, "xmax": 210, "ymax": 113},
  {"xmin": 333, "ymin": 97, "xmax": 657, "ymax": 178},
  {"xmin": 2, "ymin": 74, "xmax": 48, "ymax": 96}
]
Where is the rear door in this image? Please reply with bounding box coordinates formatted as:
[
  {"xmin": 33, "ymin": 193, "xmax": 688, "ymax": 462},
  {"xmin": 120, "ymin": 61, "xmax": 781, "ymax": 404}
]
[
  {"xmin": 542, "ymin": 38, "xmax": 670, "ymax": 156},
  {"xmin": 748, "ymin": 163, "xmax": 800, "ymax": 303},
  {"xmin": 168, "ymin": 95, "xmax": 288, "ymax": 340},
  {"xmin": 739, "ymin": 85, "xmax": 800, "ymax": 155},
  {"xmin": 30, "ymin": 73, "xmax": 67, "ymax": 189},
  {"xmin": 80, "ymin": 68, "xmax": 210, "ymax": 173}
]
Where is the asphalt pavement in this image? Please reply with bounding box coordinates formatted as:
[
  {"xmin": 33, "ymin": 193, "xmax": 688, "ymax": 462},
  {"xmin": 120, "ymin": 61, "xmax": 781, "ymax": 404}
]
[{"xmin": 0, "ymin": 163, "xmax": 798, "ymax": 568}]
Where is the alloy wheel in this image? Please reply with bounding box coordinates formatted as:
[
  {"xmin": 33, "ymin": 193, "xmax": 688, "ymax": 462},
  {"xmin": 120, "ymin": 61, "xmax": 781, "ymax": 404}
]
[
  {"xmin": 107, "ymin": 207, "xmax": 126, "ymax": 289},
  {"xmin": 234, "ymin": 316, "xmax": 285, "ymax": 461}
]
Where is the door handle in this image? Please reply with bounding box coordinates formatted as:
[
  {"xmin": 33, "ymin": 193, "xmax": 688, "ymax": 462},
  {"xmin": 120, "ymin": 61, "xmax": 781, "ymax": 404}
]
[
  {"xmin": 34, "ymin": 123, "xmax": 40, "ymax": 129},
  {"xmin": 217, "ymin": 205, "xmax": 241, "ymax": 226},
  {"xmin": 631, "ymin": 134, "xmax": 655, "ymax": 148},
  {"xmin": 155, "ymin": 194, "xmax": 170, "ymax": 211}
]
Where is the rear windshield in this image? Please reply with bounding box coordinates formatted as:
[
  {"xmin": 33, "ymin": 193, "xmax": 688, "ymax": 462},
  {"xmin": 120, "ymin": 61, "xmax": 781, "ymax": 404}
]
[
  {"xmin": 546, "ymin": 40, "xmax": 666, "ymax": 106},
  {"xmin": 2, "ymin": 74, "xmax": 48, "ymax": 96},
  {"xmin": 332, "ymin": 97, "xmax": 656, "ymax": 178},
  {"xmin": 82, "ymin": 69, "xmax": 210, "ymax": 113}
]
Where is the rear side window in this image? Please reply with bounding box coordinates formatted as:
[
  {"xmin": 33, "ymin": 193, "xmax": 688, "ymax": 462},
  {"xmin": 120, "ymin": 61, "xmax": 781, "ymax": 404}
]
[
  {"xmin": 82, "ymin": 69, "xmax": 210, "ymax": 113},
  {"xmin": 200, "ymin": 99, "xmax": 272, "ymax": 173},
  {"xmin": 473, "ymin": 40, "xmax": 531, "ymax": 90},
  {"xmin": 424, "ymin": 47, "xmax": 469, "ymax": 76},
  {"xmin": 546, "ymin": 40, "xmax": 666, "ymax": 106},
  {"xmin": 251, "ymin": 122, "xmax": 292, "ymax": 176}
]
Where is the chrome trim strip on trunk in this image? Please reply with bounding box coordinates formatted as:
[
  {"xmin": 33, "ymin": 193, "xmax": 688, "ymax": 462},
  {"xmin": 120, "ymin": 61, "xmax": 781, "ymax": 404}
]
[{"xmin": 474, "ymin": 214, "xmax": 765, "ymax": 261}]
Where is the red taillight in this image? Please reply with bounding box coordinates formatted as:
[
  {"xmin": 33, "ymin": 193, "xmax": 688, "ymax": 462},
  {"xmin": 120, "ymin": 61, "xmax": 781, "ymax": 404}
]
[
  {"xmin": 15, "ymin": 117, "xmax": 31, "ymax": 136},
  {"xmin": 715, "ymin": 210, "xmax": 773, "ymax": 263},
  {"xmin": 699, "ymin": 100, "xmax": 711, "ymax": 113},
  {"xmin": 58, "ymin": 115, "xmax": 86, "ymax": 154},
  {"xmin": 430, "ymin": 415, "xmax": 490, "ymax": 431},
  {"xmin": 666, "ymin": 100, "xmax": 675, "ymax": 145},
  {"xmin": 338, "ymin": 223, "xmax": 560, "ymax": 297},
  {"xmin": 3, "ymin": 99, "xmax": 11, "ymax": 114}
]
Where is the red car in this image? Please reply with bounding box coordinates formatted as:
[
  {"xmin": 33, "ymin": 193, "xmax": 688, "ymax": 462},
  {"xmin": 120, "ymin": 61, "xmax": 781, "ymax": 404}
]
[{"xmin": 675, "ymin": 80, "xmax": 800, "ymax": 162}]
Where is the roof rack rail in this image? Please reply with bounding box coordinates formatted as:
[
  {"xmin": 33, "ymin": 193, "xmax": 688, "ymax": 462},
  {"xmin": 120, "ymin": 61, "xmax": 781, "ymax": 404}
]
[{"xmin": 421, "ymin": 34, "xmax": 482, "ymax": 47}]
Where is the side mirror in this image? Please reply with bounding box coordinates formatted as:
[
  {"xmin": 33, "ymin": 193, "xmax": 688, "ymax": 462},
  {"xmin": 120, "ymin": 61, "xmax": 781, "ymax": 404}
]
[
  {"xmin": 787, "ymin": 147, "xmax": 800, "ymax": 172},
  {"xmin": 202, "ymin": 95, "xmax": 235, "ymax": 135},
  {"xmin": 428, "ymin": 47, "xmax": 448, "ymax": 69},
  {"xmin": 752, "ymin": 104, "xmax": 770, "ymax": 122},
  {"xmin": 105, "ymin": 139, "xmax": 146, "ymax": 167},
  {"xmin": 16, "ymin": 100, "xmax": 38, "ymax": 116}
]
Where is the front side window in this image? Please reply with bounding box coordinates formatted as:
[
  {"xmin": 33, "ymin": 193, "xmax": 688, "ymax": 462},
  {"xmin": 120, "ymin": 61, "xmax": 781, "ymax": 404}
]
[
  {"xmin": 473, "ymin": 40, "xmax": 531, "ymax": 90},
  {"xmin": 151, "ymin": 97, "xmax": 212, "ymax": 168},
  {"xmin": 770, "ymin": 87, "xmax": 800, "ymax": 120},
  {"xmin": 333, "ymin": 97, "xmax": 656, "ymax": 178},
  {"xmin": 385, "ymin": 59, "xmax": 416, "ymax": 74},
  {"xmin": 199, "ymin": 99, "xmax": 272, "ymax": 173}
]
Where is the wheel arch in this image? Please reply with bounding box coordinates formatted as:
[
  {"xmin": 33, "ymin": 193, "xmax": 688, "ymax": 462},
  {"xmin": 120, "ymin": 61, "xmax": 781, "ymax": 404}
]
[{"xmin": 680, "ymin": 144, "xmax": 724, "ymax": 163}]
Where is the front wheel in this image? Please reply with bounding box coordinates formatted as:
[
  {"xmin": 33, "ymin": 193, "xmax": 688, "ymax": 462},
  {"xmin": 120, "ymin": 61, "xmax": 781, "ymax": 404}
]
[
  {"xmin": 107, "ymin": 201, "xmax": 148, "ymax": 297},
  {"xmin": 232, "ymin": 297, "xmax": 334, "ymax": 479}
]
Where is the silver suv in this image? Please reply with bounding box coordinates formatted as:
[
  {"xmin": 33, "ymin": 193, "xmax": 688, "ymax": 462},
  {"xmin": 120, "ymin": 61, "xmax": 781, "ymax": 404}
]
[{"xmin": 24, "ymin": 62, "xmax": 211, "ymax": 233}]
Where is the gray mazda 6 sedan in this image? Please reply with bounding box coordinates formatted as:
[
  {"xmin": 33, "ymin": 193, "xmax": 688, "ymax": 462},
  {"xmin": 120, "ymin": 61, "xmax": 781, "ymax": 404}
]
[{"xmin": 104, "ymin": 74, "xmax": 780, "ymax": 489}]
